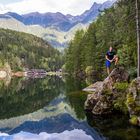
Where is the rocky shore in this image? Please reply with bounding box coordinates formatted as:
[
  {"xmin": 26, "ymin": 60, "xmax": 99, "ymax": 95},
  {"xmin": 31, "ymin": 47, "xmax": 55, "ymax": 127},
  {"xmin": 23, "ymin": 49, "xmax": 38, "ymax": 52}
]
[{"xmin": 83, "ymin": 67, "xmax": 140, "ymax": 126}]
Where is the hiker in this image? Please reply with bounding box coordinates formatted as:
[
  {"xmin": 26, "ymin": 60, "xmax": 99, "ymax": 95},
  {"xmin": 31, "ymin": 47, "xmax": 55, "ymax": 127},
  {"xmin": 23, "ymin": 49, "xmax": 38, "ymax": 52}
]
[{"xmin": 105, "ymin": 46, "xmax": 118, "ymax": 75}]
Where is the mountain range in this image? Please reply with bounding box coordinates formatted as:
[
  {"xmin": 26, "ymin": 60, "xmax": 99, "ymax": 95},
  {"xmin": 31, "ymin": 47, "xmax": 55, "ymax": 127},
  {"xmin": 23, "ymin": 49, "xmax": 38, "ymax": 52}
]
[{"xmin": 0, "ymin": 0, "xmax": 116, "ymax": 49}]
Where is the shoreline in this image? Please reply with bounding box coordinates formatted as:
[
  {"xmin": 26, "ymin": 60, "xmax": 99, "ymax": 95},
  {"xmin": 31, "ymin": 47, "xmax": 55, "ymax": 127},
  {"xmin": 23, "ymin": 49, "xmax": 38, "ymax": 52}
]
[{"xmin": 0, "ymin": 70, "xmax": 63, "ymax": 78}]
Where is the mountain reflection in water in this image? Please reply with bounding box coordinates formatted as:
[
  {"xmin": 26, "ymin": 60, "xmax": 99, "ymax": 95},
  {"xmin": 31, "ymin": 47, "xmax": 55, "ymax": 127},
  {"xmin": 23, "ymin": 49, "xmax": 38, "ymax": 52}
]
[{"xmin": 0, "ymin": 76, "xmax": 139, "ymax": 140}]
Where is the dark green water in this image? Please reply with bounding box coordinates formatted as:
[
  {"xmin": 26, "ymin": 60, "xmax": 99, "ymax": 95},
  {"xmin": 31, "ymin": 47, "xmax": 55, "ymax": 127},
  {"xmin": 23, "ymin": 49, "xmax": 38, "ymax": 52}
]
[{"xmin": 0, "ymin": 76, "xmax": 139, "ymax": 140}]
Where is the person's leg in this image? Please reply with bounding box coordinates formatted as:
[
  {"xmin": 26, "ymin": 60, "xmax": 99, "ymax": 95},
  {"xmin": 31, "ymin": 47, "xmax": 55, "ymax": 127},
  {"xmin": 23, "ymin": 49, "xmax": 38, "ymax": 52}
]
[
  {"xmin": 106, "ymin": 60, "xmax": 111, "ymax": 75},
  {"xmin": 107, "ymin": 67, "xmax": 110, "ymax": 75}
]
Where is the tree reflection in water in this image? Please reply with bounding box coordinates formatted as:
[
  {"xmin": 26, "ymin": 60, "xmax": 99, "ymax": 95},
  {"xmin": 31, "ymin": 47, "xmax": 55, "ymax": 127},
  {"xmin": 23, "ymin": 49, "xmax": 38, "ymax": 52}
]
[{"xmin": 0, "ymin": 76, "xmax": 64, "ymax": 119}]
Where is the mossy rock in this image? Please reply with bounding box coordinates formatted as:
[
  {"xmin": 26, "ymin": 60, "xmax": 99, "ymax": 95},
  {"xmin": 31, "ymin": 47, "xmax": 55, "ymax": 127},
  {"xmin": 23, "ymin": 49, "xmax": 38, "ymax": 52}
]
[
  {"xmin": 126, "ymin": 93, "xmax": 135, "ymax": 106},
  {"xmin": 114, "ymin": 82, "xmax": 129, "ymax": 92},
  {"xmin": 113, "ymin": 93, "xmax": 128, "ymax": 114},
  {"xmin": 113, "ymin": 102, "xmax": 128, "ymax": 114},
  {"xmin": 102, "ymin": 89, "xmax": 113, "ymax": 95},
  {"xmin": 129, "ymin": 115, "xmax": 138, "ymax": 125},
  {"xmin": 134, "ymin": 106, "xmax": 140, "ymax": 113},
  {"xmin": 130, "ymin": 79, "xmax": 137, "ymax": 87}
]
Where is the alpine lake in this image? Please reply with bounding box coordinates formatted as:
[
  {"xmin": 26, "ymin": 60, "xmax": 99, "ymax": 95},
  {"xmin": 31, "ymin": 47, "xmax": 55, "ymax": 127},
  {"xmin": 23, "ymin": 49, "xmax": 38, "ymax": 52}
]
[{"xmin": 0, "ymin": 75, "xmax": 139, "ymax": 140}]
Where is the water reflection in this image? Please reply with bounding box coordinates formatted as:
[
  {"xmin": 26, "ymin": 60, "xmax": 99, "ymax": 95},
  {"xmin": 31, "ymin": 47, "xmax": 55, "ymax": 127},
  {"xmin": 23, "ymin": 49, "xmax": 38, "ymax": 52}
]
[
  {"xmin": 0, "ymin": 76, "xmax": 64, "ymax": 119},
  {"xmin": 0, "ymin": 76, "xmax": 89, "ymax": 129},
  {"xmin": 0, "ymin": 75, "xmax": 104, "ymax": 140},
  {"xmin": 66, "ymin": 91, "xmax": 87, "ymax": 120},
  {"xmin": 0, "ymin": 76, "xmax": 139, "ymax": 140}
]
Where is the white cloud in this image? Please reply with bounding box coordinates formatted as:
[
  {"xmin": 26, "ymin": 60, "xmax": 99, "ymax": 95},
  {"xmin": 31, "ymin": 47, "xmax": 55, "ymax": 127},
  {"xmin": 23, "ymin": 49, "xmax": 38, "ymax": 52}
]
[
  {"xmin": 0, "ymin": 4, "xmax": 11, "ymax": 14},
  {"xmin": 0, "ymin": 129, "xmax": 94, "ymax": 140},
  {"xmin": 0, "ymin": 0, "xmax": 108, "ymax": 15}
]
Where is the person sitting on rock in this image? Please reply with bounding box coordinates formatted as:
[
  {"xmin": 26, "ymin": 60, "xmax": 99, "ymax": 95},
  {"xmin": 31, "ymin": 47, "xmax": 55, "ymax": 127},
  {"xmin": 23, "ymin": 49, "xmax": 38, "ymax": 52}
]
[{"xmin": 105, "ymin": 46, "xmax": 119, "ymax": 75}]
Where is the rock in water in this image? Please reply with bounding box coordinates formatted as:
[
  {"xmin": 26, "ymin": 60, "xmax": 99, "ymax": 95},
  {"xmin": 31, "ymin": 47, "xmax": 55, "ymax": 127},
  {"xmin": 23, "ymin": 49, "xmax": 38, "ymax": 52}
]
[{"xmin": 84, "ymin": 67, "xmax": 129, "ymax": 115}]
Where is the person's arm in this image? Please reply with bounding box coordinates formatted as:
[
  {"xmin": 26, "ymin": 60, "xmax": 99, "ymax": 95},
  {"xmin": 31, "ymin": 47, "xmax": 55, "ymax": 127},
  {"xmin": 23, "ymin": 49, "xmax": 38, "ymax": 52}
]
[
  {"xmin": 105, "ymin": 55, "xmax": 112, "ymax": 62},
  {"xmin": 112, "ymin": 51, "xmax": 117, "ymax": 60}
]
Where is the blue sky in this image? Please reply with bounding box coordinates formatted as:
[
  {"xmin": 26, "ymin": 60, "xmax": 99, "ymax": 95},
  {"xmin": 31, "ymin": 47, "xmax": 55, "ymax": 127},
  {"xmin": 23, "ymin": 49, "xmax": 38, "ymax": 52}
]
[{"xmin": 0, "ymin": 0, "xmax": 109, "ymax": 15}]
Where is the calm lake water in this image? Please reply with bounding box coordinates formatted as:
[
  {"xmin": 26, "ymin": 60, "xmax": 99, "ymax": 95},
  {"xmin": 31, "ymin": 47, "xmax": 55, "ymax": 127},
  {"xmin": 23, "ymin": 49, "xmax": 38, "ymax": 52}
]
[{"xmin": 0, "ymin": 76, "xmax": 139, "ymax": 140}]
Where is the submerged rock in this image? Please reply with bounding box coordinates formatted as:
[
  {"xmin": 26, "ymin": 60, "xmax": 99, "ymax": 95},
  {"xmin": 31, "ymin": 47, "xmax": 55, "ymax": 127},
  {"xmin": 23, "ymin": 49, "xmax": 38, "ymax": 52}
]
[{"xmin": 84, "ymin": 67, "xmax": 129, "ymax": 115}]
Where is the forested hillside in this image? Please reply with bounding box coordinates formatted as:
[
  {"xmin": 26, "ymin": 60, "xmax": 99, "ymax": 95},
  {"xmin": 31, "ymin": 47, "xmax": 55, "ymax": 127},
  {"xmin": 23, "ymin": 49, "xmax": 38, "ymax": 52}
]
[
  {"xmin": 0, "ymin": 28, "xmax": 63, "ymax": 71},
  {"xmin": 64, "ymin": 0, "xmax": 137, "ymax": 79}
]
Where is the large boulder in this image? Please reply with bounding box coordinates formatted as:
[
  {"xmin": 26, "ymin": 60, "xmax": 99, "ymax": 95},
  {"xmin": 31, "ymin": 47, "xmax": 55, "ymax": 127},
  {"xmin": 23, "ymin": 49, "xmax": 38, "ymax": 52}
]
[
  {"xmin": 103, "ymin": 67, "xmax": 129, "ymax": 90},
  {"xmin": 84, "ymin": 67, "xmax": 129, "ymax": 115}
]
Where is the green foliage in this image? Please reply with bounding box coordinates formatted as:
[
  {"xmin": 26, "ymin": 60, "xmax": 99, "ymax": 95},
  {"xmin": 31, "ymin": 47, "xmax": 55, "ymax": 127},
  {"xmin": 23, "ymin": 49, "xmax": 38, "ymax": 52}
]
[
  {"xmin": 85, "ymin": 66, "xmax": 93, "ymax": 76},
  {"xmin": 114, "ymin": 82, "xmax": 129, "ymax": 92},
  {"xmin": 0, "ymin": 28, "xmax": 63, "ymax": 71},
  {"xmin": 65, "ymin": 30, "xmax": 85, "ymax": 74},
  {"xmin": 65, "ymin": 0, "xmax": 137, "ymax": 79}
]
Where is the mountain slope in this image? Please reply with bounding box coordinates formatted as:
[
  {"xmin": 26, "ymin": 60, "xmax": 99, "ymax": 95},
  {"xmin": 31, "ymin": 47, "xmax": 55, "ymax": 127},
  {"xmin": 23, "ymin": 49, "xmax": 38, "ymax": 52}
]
[
  {"xmin": 0, "ymin": 28, "xmax": 62, "ymax": 70},
  {"xmin": 2, "ymin": 0, "xmax": 116, "ymax": 31},
  {"xmin": 68, "ymin": 0, "xmax": 115, "ymax": 24},
  {"xmin": 22, "ymin": 12, "xmax": 73, "ymax": 31},
  {"xmin": 0, "ymin": 16, "xmax": 89, "ymax": 49},
  {"xmin": 0, "ymin": 0, "xmax": 116, "ymax": 49}
]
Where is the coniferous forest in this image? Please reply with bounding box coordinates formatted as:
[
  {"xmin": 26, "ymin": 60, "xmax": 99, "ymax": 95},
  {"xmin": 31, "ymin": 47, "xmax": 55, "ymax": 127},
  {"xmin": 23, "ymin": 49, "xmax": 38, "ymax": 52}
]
[
  {"xmin": 64, "ymin": 0, "xmax": 137, "ymax": 79},
  {"xmin": 0, "ymin": 29, "xmax": 64, "ymax": 71}
]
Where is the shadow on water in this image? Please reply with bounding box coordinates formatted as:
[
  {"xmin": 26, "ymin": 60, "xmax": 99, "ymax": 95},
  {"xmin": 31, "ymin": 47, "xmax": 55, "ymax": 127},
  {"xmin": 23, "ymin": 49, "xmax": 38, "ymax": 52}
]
[{"xmin": 86, "ymin": 108, "xmax": 140, "ymax": 140}]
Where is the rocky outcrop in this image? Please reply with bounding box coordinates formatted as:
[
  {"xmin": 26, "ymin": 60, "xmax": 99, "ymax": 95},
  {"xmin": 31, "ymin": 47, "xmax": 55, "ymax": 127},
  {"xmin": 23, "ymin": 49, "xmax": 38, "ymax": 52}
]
[
  {"xmin": 103, "ymin": 67, "xmax": 129, "ymax": 90},
  {"xmin": 84, "ymin": 67, "xmax": 140, "ymax": 126},
  {"xmin": 84, "ymin": 67, "xmax": 129, "ymax": 115},
  {"xmin": 126, "ymin": 78, "xmax": 140, "ymax": 126}
]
